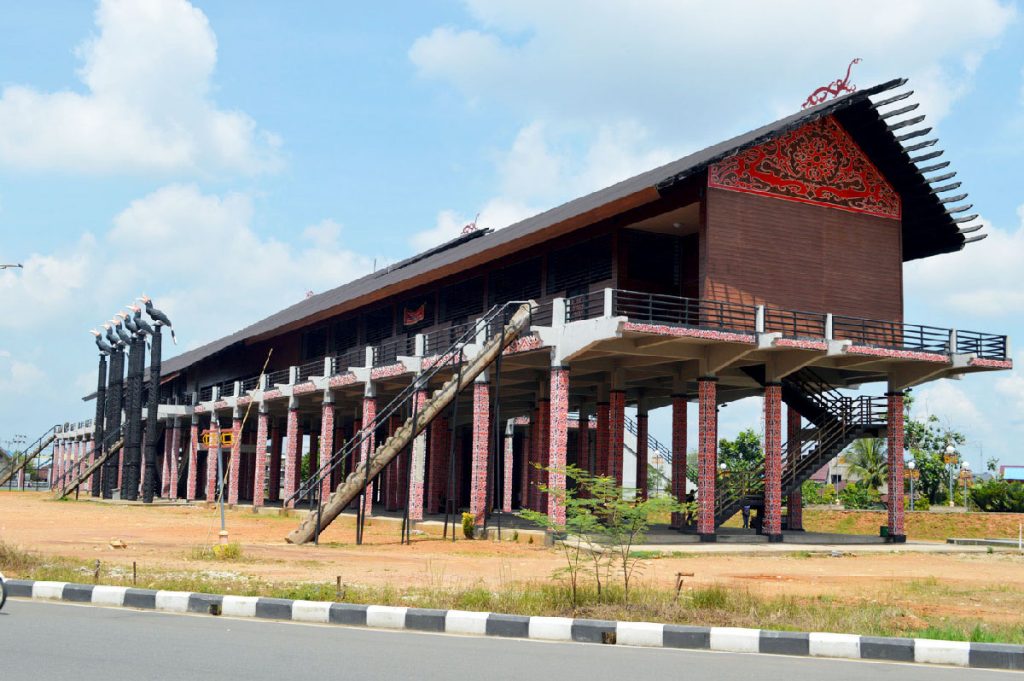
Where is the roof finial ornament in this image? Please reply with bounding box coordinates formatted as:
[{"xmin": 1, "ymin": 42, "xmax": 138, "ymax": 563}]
[
  {"xmin": 801, "ymin": 58, "xmax": 862, "ymax": 109},
  {"xmin": 461, "ymin": 212, "xmax": 481, "ymax": 235}
]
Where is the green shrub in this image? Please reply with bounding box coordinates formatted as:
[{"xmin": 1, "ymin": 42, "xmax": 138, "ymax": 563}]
[
  {"xmin": 801, "ymin": 480, "xmax": 837, "ymax": 505},
  {"xmin": 189, "ymin": 542, "xmax": 245, "ymax": 562},
  {"xmin": 970, "ymin": 478, "xmax": 1024, "ymax": 512},
  {"xmin": 905, "ymin": 495, "xmax": 929, "ymax": 511},
  {"xmin": 839, "ymin": 482, "xmax": 881, "ymax": 510},
  {"xmin": 461, "ymin": 512, "xmax": 476, "ymax": 539}
]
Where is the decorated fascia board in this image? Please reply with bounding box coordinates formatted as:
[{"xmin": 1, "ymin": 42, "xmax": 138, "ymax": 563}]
[{"xmin": 708, "ymin": 115, "xmax": 900, "ymax": 220}]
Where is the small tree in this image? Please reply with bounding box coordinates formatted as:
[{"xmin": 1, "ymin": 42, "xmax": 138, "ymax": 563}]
[
  {"xmin": 842, "ymin": 438, "xmax": 887, "ymax": 490},
  {"xmin": 522, "ymin": 465, "xmax": 683, "ymax": 604}
]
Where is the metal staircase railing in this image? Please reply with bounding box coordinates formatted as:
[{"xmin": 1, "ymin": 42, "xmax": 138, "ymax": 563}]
[
  {"xmin": 713, "ymin": 369, "xmax": 887, "ymax": 526},
  {"xmin": 0, "ymin": 425, "xmax": 58, "ymax": 488},
  {"xmin": 622, "ymin": 414, "xmax": 697, "ymax": 484},
  {"xmin": 54, "ymin": 426, "xmax": 126, "ymax": 498},
  {"xmin": 284, "ymin": 301, "xmax": 536, "ymax": 545}
]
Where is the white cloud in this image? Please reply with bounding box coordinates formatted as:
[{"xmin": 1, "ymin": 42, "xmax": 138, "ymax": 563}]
[
  {"xmin": 411, "ymin": 0, "xmax": 1015, "ymax": 138},
  {"xmin": 0, "ymin": 0, "xmax": 279, "ymax": 175},
  {"xmin": 913, "ymin": 380, "xmax": 988, "ymax": 431},
  {"xmin": 0, "ymin": 351, "xmax": 46, "ymax": 394},
  {"xmin": 410, "ymin": 119, "xmax": 674, "ymax": 249},
  {"xmin": 995, "ymin": 358, "xmax": 1024, "ymax": 416},
  {"xmin": 0, "ymin": 184, "xmax": 372, "ymax": 353},
  {"xmin": 905, "ymin": 205, "xmax": 1024, "ymax": 320}
]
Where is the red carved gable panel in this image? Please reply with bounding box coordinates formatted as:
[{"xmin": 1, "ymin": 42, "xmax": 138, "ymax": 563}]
[{"xmin": 708, "ymin": 116, "xmax": 900, "ymax": 219}]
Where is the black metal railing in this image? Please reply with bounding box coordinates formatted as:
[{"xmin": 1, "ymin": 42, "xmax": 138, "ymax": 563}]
[
  {"xmin": 297, "ymin": 357, "xmax": 327, "ymax": 382},
  {"xmin": 764, "ymin": 306, "xmax": 828, "ymax": 339},
  {"xmin": 335, "ymin": 346, "xmax": 367, "ymax": 373},
  {"xmin": 612, "ymin": 289, "xmax": 758, "ymax": 333},
  {"xmin": 198, "ymin": 385, "xmax": 214, "ymax": 402},
  {"xmin": 956, "ymin": 330, "xmax": 1008, "ymax": 360},
  {"xmin": 372, "ymin": 336, "xmax": 416, "ymax": 367},
  {"xmin": 831, "ymin": 315, "xmax": 950, "ymax": 354},
  {"xmin": 241, "ymin": 376, "xmax": 260, "ymax": 392},
  {"xmin": 424, "ymin": 321, "xmax": 473, "ymax": 355},
  {"xmin": 265, "ymin": 368, "xmax": 291, "ymax": 388},
  {"xmin": 565, "ymin": 290, "xmax": 605, "ymax": 322}
]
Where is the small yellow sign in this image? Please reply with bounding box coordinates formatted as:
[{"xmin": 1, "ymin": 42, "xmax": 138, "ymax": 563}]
[
  {"xmin": 200, "ymin": 430, "xmax": 234, "ymax": 447},
  {"xmin": 943, "ymin": 454, "xmax": 958, "ymax": 465}
]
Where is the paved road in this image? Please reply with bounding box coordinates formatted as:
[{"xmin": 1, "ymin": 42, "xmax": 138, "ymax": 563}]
[{"xmin": 0, "ymin": 600, "xmax": 1011, "ymax": 680}]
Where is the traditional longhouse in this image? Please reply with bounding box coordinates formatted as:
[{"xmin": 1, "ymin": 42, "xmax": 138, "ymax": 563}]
[{"xmin": 50, "ymin": 77, "xmax": 1011, "ymax": 544}]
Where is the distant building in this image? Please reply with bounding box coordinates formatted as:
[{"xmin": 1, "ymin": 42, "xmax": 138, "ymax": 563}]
[{"xmin": 999, "ymin": 465, "xmax": 1024, "ymax": 482}]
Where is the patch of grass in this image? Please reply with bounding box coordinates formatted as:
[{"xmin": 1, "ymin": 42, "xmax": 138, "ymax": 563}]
[
  {"xmin": 187, "ymin": 542, "xmax": 246, "ymax": 562},
  {"xmin": 628, "ymin": 550, "xmax": 663, "ymax": 560},
  {"xmin": 690, "ymin": 585, "xmax": 730, "ymax": 610}
]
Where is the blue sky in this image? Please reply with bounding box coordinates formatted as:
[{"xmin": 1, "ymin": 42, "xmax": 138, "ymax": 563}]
[{"xmin": 0, "ymin": 1, "xmax": 1022, "ymax": 471}]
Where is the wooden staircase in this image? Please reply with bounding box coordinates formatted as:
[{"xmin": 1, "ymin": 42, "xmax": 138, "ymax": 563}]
[{"xmin": 286, "ymin": 302, "xmax": 535, "ymax": 545}]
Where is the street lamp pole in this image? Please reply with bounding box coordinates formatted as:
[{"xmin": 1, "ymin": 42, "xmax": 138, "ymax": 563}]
[
  {"xmin": 945, "ymin": 444, "xmax": 956, "ymax": 507},
  {"xmin": 908, "ymin": 460, "xmax": 916, "ymax": 512}
]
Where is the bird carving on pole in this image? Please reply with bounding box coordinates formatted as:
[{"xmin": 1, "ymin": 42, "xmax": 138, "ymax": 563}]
[
  {"xmin": 129, "ymin": 304, "xmax": 155, "ymax": 336},
  {"xmin": 121, "ymin": 309, "xmax": 140, "ymax": 335},
  {"xmin": 138, "ymin": 295, "xmax": 177, "ymax": 344},
  {"xmin": 112, "ymin": 316, "xmax": 133, "ymax": 346},
  {"xmin": 90, "ymin": 329, "xmax": 114, "ymax": 355},
  {"xmin": 105, "ymin": 322, "xmax": 120, "ymax": 348}
]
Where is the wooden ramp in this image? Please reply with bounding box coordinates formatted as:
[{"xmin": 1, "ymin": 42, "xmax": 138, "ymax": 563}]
[
  {"xmin": 55, "ymin": 438, "xmax": 124, "ymax": 499},
  {"xmin": 286, "ymin": 303, "xmax": 534, "ymax": 545}
]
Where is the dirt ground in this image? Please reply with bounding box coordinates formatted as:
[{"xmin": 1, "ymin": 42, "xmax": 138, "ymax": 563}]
[{"xmin": 3, "ymin": 491, "xmax": 1024, "ymax": 627}]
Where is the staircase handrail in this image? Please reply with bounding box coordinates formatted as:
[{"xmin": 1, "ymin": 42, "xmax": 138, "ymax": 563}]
[
  {"xmin": 0, "ymin": 424, "xmax": 59, "ymax": 487},
  {"xmin": 286, "ymin": 301, "xmax": 535, "ymax": 507}
]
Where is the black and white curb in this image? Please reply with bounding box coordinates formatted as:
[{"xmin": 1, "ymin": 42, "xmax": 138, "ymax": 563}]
[{"xmin": 6, "ymin": 579, "xmax": 1023, "ymax": 671}]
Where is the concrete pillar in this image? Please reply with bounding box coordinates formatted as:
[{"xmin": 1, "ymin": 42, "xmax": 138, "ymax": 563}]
[
  {"xmin": 17, "ymin": 466, "xmax": 26, "ymax": 490},
  {"xmin": 886, "ymin": 391, "xmax": 906, "ymax": 542},
  {"xmin": 670, "ymin": 395, "xmax": 688, "ymax": 528},
  {"xmin": 168, "ymin": 418, "xmax": 181, "ymax": 501},
  {"xmin": 596, "ymin": 401, "xmax": 610, "ymax": 477},
  {"xmin": 502, "ymin": 421, "xmax": 514, "ymax": 513},
  {"xmin": 786, "ymin": 406, "xmax": 803, "ymax": 531},
  {"xmin": 763, "ymin": 383, "xmax": 783, "ymax": 541},
  {"xmin": 548, "ymin": 366, "xmax": 570, "ymax": 525},
  {"xmin": 186, "ymin": 417, "xmax": 199, "ymax": 501},
  {"xmin": 635, "ymin": 407, "xmax": 649, "ymax": 500},
  {"xmin": 359, "ymin": 393, "xmax": 377, "ymax": 516},
  {"xmin": 253, "ymin": 407, "xmax": 269, "ymax": 507},
  {"xmin": 408, "ymin": 389, "xmax": 428, "ymax": 521},
  {"xmin": 470, "ymin": 378, "xmax": 490, "ymax": 529},
  {"xmin": 206, "ymin": 416, "xmax": 220, "ymax": 502},
  {"xmin": 609, "ymin": 390, "xmax": 625, "ymax": 486},
  {"xmin": 697, "ymin": 377, "xmax": 718, "ymax": 540},
  {"xmin": 427, "ymin": 417, "xmax": 448, "ymax": 515},
  {"xmin": 283, "ymin": 402, "xmax": 300, "ymax": 508},
  {"xmin": 269, "ymin": 417, "xmax": 282, "ymax": 502},
  {"xmin": 320, "ymin": 395, "xmax": 335, "ymax": 502},
  {"xmin": 228, "ymin": 410, "xmax": 242, "ymax": 505}
]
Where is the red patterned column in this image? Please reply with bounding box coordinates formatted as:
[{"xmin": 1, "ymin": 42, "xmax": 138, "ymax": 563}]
[
  {"xmin": 886, "ymin": 391, "xmax": 906, "ymax": 542},
  {"xmin": 596, "ymin": 402, "xmax": 610, "ymax": 477},
  {"xmin": 427, "ymin": 417, "xmax": 448, "ymax": 514},
  {"xmin": 548, "ymin": 366, "xmax": 570, "ymax": 524},
  {"xmin": 578, "ymin": 411, "xmax": 590, "ymax": 474},
  {"xmin": 269, "ymin": 418, "xmax": 282, "ymax": 502},
  {"xmin": 519, "ymin": 416, "xmax": 531, "ymax": 510},
  {"xmin": 786, "ymin": 406, "xmax": 803, "ymax": 531},
  {"xmin": 409, "ymin": 389, "xmax": 428, "ymax": 521},
  {"xmin": 17, "ymin": 466, "xmax": 26, "ymax": 490},
  {"xmin": 763, "ymin": 383, "xmax": 783, "ymax": 541},
  {"xmin": 470, "ymin": 379, "xmax": 490, "ymax": 529},
  {"xmin": 206, "ymin": 417, "xmax": 221, "ymax": 502},
  {"xmin": 283, "ymin": 404, "xmax": 299, "ymax": 508},
  {"xmin": 228, "ymin": 412, "xmax": 242, "ymax": 505},
  {"xmin": 161, "ymin": 428, "xmax": 171, "ymax": 496},
  {"xmin": 169, "ymin": 419, "xmax": 181, "ymax": 501},
  {"xmin": 536, "ymin": 398, "xmax": 550, "ymax": 512},
  {"xmin": 609, "ymin": 390, "xmax": 625, "ymax": 486},
  {"xmin": 697, "ymin": 377, "xmax": 718, "ymax": 540},
  {"xmin": 635, "ymin": 411, "xmax": 649, "ymax": 500},
  {"xmin": 116, "ymin": 439, "xmax": 123, "ymax": 490},
  {"xmin": 670, "ymin": 395, "xmax": 688, "ymax": 528},
  {"xmin": 527, "ymin": 408, "xmax": 538, "ymax": 510},
  {"xmin": 358, "ymin": 395, "xmax": 377, "ymax": 516},
  {"xmin": 186, "ymin": 418, "xmax": 199, "ymax": 501},
  {"xmin": 73, "ymin": 440, "xmax": 81, "ymax": 484},
  {"xmin": 320, "ymin": 397, "xmax": 335, "ymax": 502},
  {"xmin": 253, "ymin": 408, "xmax": 269, "ymax": 507},
  {"xmin": 503, "ymin": 421, "xmax": 514, "ymax": 512}
]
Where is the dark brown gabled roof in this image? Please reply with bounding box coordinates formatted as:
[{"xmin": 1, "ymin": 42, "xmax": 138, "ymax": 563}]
[{"xmin": 161, "ymin": 77, "xmax": 977, "ymax": 376}]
